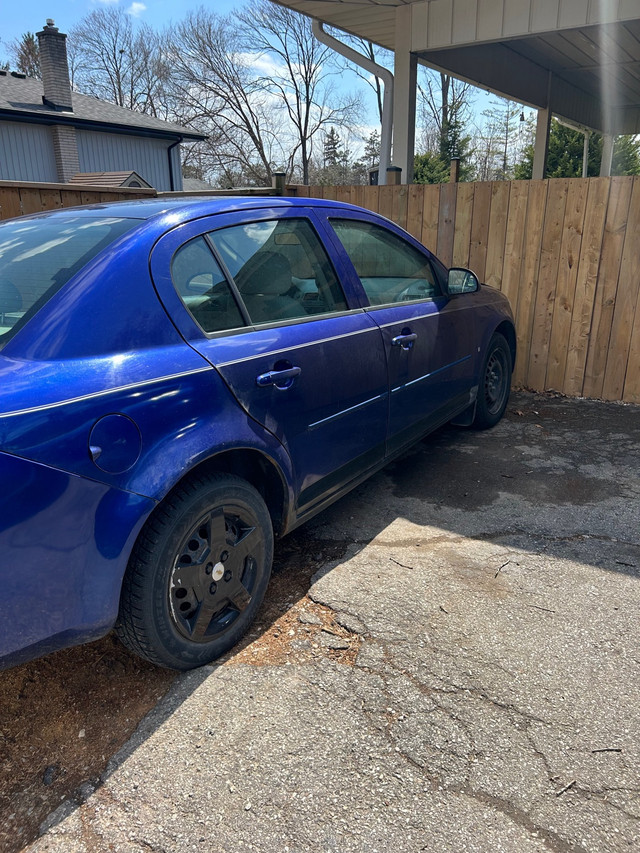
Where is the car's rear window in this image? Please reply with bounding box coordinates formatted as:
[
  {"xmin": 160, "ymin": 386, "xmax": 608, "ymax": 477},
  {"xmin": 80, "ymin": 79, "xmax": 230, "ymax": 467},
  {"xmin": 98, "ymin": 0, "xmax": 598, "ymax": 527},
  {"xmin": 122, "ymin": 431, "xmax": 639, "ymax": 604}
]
[{"xmin": 0, "ymin": 214, "xmax": 139, "ymax": 348}]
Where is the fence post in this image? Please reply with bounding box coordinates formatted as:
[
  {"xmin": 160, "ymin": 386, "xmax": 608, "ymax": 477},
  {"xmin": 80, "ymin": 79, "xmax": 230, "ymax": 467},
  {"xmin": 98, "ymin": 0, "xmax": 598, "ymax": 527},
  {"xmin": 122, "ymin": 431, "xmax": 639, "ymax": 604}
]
[
  {"xmin": 272, "ymin": 172, "xmax": 287, "ymax": 195},
  {"xmin": 450, "ymin": 158, "xmax": 460, "ymax": 183},
  {"xmin": 386, "ymin": 166, "xmax": 402, "ymax": 185}
]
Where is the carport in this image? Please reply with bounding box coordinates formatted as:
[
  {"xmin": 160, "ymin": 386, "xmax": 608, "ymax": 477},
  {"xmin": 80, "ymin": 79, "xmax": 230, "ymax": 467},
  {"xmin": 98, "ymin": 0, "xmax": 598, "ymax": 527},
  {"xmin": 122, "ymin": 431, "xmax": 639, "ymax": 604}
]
[{"xmin": 274, "ymin": 0, "xmax": 640, "ymax": 183}]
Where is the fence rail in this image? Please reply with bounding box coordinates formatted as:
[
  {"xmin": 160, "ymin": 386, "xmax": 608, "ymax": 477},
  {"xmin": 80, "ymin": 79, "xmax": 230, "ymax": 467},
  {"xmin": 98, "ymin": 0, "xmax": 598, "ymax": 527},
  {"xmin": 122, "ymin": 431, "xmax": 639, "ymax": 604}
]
[{"xmin": 296, "ymin": 178, "xmax": 640, "ymax": 404}]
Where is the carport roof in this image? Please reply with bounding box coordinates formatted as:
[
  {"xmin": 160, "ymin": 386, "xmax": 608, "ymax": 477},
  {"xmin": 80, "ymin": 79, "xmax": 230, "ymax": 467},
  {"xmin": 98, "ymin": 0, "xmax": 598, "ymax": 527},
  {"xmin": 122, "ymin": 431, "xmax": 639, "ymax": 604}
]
[{"xmin": 274, "ymin": 0, "xmax": 640, "ymax": 135}]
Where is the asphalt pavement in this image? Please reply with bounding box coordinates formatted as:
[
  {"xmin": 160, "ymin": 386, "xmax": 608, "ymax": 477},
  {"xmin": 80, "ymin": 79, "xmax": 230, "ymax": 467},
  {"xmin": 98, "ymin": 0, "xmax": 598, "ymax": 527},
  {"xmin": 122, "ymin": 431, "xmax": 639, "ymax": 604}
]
[{"xmin": 25, "ymin": 392, "xmax": 640, "ymax": 853}]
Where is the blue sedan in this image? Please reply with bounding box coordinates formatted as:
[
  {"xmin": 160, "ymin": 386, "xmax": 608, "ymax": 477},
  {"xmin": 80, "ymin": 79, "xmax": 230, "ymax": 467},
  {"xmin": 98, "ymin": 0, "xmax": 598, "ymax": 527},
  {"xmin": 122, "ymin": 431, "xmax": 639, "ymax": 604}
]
[{"xmin": 0, "ymin": 197, "xmax": 515, "ymax": 670}]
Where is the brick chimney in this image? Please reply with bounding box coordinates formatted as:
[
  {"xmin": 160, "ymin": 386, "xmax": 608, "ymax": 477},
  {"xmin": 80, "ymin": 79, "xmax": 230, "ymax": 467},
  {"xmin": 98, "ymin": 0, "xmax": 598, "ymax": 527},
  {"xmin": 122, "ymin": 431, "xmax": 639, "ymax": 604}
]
[
  {"xmin": 37, "ymin": 20, "xmax": 73, "ymax": 112},
  {"xmin": 37, "ymin": 20, "xmax": 79, "ymax": 182}
]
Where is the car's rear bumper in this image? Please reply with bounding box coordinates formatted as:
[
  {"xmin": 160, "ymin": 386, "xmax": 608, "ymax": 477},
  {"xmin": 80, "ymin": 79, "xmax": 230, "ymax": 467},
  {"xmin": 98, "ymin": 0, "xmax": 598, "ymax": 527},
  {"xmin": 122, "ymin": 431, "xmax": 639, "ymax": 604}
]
[{"xmin": 0, "ymin": 451, "xmax": 154, "ymax": 669}]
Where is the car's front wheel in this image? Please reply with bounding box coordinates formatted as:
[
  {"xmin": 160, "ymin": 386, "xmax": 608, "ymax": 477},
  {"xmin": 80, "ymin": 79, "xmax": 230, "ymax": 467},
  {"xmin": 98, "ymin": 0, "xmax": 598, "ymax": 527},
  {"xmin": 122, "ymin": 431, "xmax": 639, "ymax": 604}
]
[
  {"xmin": 116, "ymin": 473, "xmax": 273, "ymax": 670},
  {"xmin": 472, "ymin": 332, "xmax": 512, "ymax": 429}
]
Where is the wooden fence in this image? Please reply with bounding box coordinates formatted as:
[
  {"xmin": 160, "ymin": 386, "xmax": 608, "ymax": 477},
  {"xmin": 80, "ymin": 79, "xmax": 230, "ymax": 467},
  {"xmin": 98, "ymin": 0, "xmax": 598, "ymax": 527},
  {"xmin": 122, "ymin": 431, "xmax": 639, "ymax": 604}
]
[
  {"xmin": 2, "ymin": 177, "xmax": 638, "ymax": 403},
  {"xmin": 296, "ymin": 178, "xmax": 640, "ymax": 404},
  {"xmin": 0, "ymin": 180, "xmax": 155, "ymax": 219}
]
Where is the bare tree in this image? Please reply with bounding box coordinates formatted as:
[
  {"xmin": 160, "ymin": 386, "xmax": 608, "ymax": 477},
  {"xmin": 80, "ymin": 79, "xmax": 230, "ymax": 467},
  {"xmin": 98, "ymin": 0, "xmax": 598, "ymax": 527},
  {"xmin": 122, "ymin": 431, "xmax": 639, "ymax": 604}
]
[
  {"xmin": 240, "ymin": 1, "xmax": 362, "ymax": 184},
  {"xmin": 169, "ymin": 9, "xmax": 284, "ymax": 185},
  {"xmin": 417, "ymin": 67, "xmax": 475, "ymax": 178},
  {"xmin": 69, "ymin": 8, "xmax": 169, "ymax": 115}
]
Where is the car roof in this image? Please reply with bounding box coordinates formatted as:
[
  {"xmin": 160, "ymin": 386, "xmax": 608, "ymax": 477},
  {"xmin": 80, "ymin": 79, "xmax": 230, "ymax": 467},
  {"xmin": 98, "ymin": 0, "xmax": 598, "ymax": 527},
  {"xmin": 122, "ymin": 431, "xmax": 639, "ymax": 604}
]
[{"xmin": 17, "ymin": 196, "xmax": 372, "ymax": 225}]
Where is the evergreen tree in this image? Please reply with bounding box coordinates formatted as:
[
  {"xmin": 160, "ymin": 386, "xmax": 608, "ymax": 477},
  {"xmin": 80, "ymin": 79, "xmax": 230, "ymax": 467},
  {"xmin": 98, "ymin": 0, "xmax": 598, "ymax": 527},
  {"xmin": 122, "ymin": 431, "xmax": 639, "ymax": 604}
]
[
  {"xmin": 323, "ymin": 127, "xmax": 343, "ymax": 169},
  {"xmin": 413, "ymin": 152, "xmax": 449, "ymax": 184},
  {"xmin": 514, "ymin": 120, "xmax": 640, "ymax": 178},
  {"xmin": 9, "ymin": 32, "xmax": 40, "ymax": 78}
]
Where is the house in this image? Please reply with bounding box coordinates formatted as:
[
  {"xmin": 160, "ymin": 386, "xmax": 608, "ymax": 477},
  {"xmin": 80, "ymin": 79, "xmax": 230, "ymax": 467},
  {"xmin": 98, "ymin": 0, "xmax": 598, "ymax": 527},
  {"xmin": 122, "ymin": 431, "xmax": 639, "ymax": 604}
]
[{"xmin": 0, "ymin": 20, "xmax": 205, "ymax": 191}]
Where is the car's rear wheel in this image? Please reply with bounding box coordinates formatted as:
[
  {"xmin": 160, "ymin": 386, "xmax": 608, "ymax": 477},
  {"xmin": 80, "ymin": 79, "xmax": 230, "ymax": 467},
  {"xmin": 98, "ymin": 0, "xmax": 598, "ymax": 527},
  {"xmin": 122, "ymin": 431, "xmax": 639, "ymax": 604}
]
[
  {"xmin": 116, "ymin": 473, "xmax": 273, "ymax": 670},
  {"xmin": 472, "ymin": 333, "xmax": 512, "ymax": 430}
]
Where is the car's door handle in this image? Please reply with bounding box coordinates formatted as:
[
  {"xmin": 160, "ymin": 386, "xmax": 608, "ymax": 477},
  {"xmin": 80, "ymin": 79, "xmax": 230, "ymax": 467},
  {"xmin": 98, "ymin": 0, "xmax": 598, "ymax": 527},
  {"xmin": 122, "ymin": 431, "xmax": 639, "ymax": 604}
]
[
  {"xmin": 391, "ymin": 333, "xmax": 417, "ymax": 350},
  {"xmin": 256, "ymin": 366, "xmax": 302, "ymax": 388}
]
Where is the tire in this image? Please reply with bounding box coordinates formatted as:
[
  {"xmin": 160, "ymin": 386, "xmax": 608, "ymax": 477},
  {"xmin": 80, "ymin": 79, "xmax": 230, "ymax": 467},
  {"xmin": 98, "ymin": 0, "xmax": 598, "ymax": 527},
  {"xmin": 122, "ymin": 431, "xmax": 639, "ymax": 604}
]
[
  {"xmin": 116, "ymin": 473, "xmax": 273, "ymax": 670},
  {"xmin": 471, "ymin": 332, "xmax": 512, "ymax": 430}
]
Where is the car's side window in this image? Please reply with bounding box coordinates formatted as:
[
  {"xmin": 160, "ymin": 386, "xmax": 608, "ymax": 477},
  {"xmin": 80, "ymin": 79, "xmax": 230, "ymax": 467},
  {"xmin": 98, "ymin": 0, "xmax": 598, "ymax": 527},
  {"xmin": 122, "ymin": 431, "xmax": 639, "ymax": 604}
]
[
  {"xmin": 171, "ymin": 237, "xmax": 246, "ymax": 334},
  {"xmin": 330, "ymin": 219, "xmax": 441, "ymax": 306},
  {"xmin": 207, "ymin": 218, "xmax": 348, "ymax": 325}
]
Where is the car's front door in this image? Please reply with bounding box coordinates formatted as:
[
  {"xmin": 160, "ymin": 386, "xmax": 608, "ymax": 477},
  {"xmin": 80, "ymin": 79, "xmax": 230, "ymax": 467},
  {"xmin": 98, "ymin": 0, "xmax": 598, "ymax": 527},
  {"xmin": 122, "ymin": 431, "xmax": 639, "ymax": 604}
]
[
  {"xmin": 318, "ymin": 212, "xmax": 478, "ymax": 455},
  {"xmin": 151, "ymin": 209, "xmax": 388, "ymax": 517}
]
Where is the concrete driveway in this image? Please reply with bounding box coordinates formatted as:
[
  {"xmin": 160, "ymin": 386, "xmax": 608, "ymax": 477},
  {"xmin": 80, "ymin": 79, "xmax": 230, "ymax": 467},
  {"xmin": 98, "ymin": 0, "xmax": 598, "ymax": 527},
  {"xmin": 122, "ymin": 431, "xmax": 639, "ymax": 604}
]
[{"xmin": 26, "ymin": 392, "xmax": 639, "ymax": 853}]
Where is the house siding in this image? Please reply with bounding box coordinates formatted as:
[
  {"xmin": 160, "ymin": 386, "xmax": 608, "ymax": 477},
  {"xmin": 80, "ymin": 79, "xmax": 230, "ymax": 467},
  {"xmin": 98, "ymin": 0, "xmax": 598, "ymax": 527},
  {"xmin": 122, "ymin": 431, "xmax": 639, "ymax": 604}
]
[
  {"xmin": 76, "ymin": 130, "xmax": 182, "ymax": 191},
  {"xmin": 0, "ymin": 121, "xmax": 58, "ymax": 182}
]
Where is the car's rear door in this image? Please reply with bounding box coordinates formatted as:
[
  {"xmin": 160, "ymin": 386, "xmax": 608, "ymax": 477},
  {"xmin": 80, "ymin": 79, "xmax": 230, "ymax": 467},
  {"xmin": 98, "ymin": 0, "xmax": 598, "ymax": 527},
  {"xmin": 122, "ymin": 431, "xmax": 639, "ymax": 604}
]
[
  {"xmin": 150, "ymin": 208, "xmax": 388, "ymax": 517},
  {"xmin": 316, "ymin": 209, "xmax": 478, "ymax": 455}
]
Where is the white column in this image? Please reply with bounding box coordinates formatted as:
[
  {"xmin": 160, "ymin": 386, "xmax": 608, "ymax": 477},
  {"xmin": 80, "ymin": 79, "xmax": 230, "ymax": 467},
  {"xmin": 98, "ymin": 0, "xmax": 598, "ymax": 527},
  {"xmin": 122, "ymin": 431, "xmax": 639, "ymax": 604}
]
[
  {"xmin": 600, "ymin": 134, "xmax": 614, "ymax": 176},
  {"xmin": 532, "ymin": 107, "xmax": 551, "ymax": 180},
  {"xmin": 582, "ymin": 131, "xmax": 590, "ymax": 177},
  {"xmin": 392, "ymin": 4, "xmax": 417, "ymax": 183}
]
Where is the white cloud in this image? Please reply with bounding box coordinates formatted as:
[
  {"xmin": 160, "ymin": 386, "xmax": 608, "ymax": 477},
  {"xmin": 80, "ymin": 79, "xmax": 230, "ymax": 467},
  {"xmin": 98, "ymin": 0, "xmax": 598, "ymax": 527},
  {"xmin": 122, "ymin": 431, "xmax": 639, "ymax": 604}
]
[
  {"xmin": 235, "ymin": 52, "xmax": 285, "ymax": 78},
  {"xmin": 127, "ymin": 2, "xmax": 147, "ymax": 17}
]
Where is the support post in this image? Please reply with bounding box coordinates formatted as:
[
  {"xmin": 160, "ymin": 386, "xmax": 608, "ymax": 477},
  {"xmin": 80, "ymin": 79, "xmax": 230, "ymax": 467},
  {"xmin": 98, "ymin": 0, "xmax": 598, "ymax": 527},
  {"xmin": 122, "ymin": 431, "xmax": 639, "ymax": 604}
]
[
  {"xmin": 532, "ymin": 107, "xmax": 551, "ymax": 180},
  {"xmin": 600, "ymin": 135, "xmax": 614, "ymax": 177},
  {"xmin": 450, "ymin": 158, "xmax": 460, "ymax": 183},
  {"xmin": 582, "ymin": 132, "xmax": 590, "ymax": 177},
  {"xmin": 392, "ymin": 4, "xmax": 417, "ymax": 183}
]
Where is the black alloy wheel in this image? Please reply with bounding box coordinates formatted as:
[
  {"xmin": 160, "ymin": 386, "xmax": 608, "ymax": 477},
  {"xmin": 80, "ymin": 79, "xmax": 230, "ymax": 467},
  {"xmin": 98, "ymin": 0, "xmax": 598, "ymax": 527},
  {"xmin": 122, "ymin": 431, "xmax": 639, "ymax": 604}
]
[{"xmin": 117, "ymin": 473, "xmax": 273, "ymax": 670}]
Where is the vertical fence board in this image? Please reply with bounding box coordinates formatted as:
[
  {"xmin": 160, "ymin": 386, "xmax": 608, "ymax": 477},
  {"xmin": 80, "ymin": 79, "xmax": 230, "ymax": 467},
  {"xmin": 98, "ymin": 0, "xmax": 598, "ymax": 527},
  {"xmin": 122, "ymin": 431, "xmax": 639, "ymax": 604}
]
[
  {"xmin": 392, "ymin": 184, "xmax": 409, "ymax": 231},
  {"xmin": 468, "ymin": 182, "xmax": 492, "ymax": 281},
  {"xmin": 421, "ymin": 185, "xmax": 440, "ymax": 252},
  {"xmin": 623, "ymin": 300, "xmax": 640, "ymax": 402},
  {"xmin": 361, "ymin": 185, "xmax": 380, "ymax": 213},
  {"xmin": 514, "ymin": 180, "xmax": 548, "ymax": 388},
  {"xmin": 583, "ymin": 177, "xmax": 633, "ymax": 398},
  {"xmin": 484, "ymin": 181, "xmax": 511, "ymax": 291},
  {"xmin": 39, "ymin": 189, "xmax": 63, "ymax": 211},
  {"xmin": 437, "ymin": 182, "xmax": 457, "ymax": 266},
  {"xmin": 0, "ymin": 188, "xmax": 22, "ymax": 219},
  {"xmin": 352, "ymin": 185, "xmax": 367, "ymax": 209},
  {"xmin": 378, "ymin": 185, "xmax": 395, "ymax": 221},
  {"xmin": 527, "ymin": 179, "xmax": 569, "ymax": 390},
  {"xmin": 563, "ymin": 178, "xmax": 610, "ymax": 396},
  {"xmin": 501, "ymin": 181, "xmax": 529, "ymax": 318},
  {"xmin": 406, "ymin": 184, "xmax": 424, "ymax": 241},
  {"xmin": 545, "ymin": 179, "xmax": 589, "ymax": 392},
  {"xmin": 602, "ymin": 176, "xmax": 640, "ymax": 400},
  {"xmin": 60, "ymin": 190, "xmax": 84, "ymax": 208},
  {"xmin": 20, "ymin": 189, "xmax": 44, "ymax": 214},
  {"xmin": 452, "ymin": 182, "xmax": 474, "ymax": 267}
]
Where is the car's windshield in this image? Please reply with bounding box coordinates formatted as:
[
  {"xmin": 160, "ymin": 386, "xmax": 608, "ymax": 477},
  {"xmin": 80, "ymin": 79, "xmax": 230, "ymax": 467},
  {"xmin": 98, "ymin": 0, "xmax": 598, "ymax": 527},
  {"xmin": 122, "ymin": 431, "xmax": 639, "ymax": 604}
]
[{"xmin": 0, "ymin": 214, "xmax": 140, "ymax": 348}]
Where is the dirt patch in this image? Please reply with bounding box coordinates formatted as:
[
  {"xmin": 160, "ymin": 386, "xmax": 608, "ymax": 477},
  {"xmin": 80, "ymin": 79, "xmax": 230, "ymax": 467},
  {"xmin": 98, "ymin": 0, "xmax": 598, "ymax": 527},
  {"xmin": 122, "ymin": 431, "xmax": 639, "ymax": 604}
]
[
  {"xmin": 0, "ymin": 639, "xmax": 173, "ymax": 853},
  {"xmin": 0, "ymin": 532, "xmax": 354, "ymax": 853},
  {"xmin": 225, "ymin": 536, "xmax": 361, "ymax": 667}
]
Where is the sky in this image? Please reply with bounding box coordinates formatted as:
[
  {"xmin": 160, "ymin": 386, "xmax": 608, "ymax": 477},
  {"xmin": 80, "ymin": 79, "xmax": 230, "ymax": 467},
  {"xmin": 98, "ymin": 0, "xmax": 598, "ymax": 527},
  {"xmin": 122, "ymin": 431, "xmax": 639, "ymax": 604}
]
[
  {"xmin": 1, "ymin": 0, "xmax": 509, "ymax": 152},
  {"xmin": 1, "ymin": 0, "xmax": 388, "ymax": 144},
  {"xmin": 1, "ymin": 0, "xmax": 242, "ymax": 47}
]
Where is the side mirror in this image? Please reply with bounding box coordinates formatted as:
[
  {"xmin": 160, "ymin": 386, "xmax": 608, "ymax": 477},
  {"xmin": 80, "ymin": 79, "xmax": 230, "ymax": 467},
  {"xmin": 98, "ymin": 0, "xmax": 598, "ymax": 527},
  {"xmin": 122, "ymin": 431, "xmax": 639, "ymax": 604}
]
[{"xmin": 447, "ymin": 267, "xmax": 479, "ymax": 294}]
